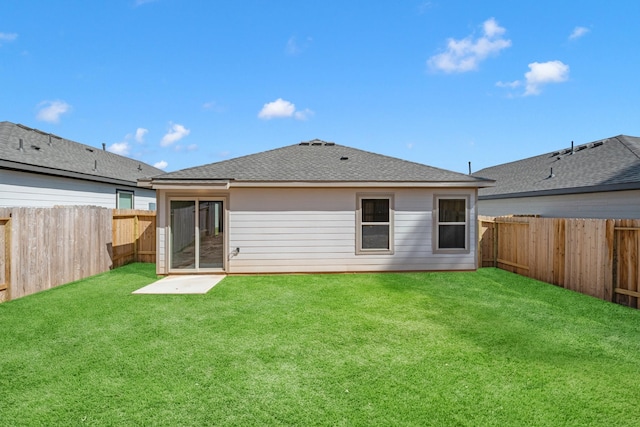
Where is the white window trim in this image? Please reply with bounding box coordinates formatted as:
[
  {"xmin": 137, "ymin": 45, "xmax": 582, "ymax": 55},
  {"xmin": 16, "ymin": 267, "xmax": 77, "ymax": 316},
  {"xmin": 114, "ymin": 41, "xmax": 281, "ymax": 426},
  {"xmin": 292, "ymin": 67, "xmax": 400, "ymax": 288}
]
[
  {"xmin": 356, "ymin": 193, "xmax": 394, "ymax": 255},
  {"xmin": 116, "ymin": 189, "xmax": 134, "ymax": 209},
  {"xmin": 433, "ymin": 195, "xmax": 470, "ymax": 254}
]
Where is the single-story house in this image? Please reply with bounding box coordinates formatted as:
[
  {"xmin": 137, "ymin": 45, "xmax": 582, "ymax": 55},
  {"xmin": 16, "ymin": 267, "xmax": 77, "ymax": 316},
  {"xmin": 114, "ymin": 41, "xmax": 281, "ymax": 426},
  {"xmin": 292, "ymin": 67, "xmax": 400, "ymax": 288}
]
[
  {"xmin": 139, "ymin": 139, "xmax": 494, "ymax": 275},
  {"xmin": 0, "ymin": 121, "xmax": 162, "ymax": 209},
  {"xmin": 474, "ymin": 135, "xmax": 640, "ymax": 219}
]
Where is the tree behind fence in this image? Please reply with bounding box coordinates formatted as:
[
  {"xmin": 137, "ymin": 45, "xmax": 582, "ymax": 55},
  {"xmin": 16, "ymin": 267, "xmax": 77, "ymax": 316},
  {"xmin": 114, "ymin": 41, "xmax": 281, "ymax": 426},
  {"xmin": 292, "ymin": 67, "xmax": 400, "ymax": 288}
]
[{"xmin": 0, "ymin": 206, "xmax": 155, "ymax": 302}]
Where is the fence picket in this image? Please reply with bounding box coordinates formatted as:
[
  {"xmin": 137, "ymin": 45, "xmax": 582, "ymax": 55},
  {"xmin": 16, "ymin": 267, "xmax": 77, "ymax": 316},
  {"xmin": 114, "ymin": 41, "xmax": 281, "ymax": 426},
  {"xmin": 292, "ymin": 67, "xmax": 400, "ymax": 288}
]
[
  {"xmin": 0, "ymin": 207, "xmax": 156, "ymax": 302},
  {"xmin": 479, "ymin": 215, "xmax": 638, "ymax": 309}
]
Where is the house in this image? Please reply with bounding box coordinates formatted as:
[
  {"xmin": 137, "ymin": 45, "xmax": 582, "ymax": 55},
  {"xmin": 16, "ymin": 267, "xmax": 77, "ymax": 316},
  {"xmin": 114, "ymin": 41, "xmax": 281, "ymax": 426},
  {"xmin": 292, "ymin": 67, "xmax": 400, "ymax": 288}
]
[
  {"xmin": 139, "ymin": 139, "xmax": 494, "ymax": 275},
  {"xmin": 0, "ymin": 121, "xmax": 163, "ymax": 209},
  {"xmin": 474, "ymin": 135, "xmax": 640, "ymax": 219}
]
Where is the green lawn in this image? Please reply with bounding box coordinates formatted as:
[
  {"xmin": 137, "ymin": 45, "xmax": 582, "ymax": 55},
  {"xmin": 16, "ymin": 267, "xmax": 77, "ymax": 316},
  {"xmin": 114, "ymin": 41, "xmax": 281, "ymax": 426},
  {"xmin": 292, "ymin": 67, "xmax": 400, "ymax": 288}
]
[{"xmin": 1, "ymin": 264, "xmax": 639, "ymax": 426}]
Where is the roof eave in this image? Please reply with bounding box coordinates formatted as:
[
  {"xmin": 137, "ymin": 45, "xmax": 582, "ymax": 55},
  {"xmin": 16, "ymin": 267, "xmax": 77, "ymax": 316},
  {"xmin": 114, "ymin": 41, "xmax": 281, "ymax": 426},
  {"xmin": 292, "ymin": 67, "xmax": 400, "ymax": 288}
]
[
  {"xmin": 146, "ymin": 179, "xmax": 232, "ymax": 190},
  {"xmin": 229, "ymin": 180, "xmax": 493, "ymax": 188},
  {"xmin": 479, "ymin": 181, "xmax": 640, "ymax": 200},
  {"xmin": 1, "ymin": 159, "xmax": 140, "ymax": 188},
  {"xmin": 146, "ymin": 179, "xmax": 494, "ymax": 189}
]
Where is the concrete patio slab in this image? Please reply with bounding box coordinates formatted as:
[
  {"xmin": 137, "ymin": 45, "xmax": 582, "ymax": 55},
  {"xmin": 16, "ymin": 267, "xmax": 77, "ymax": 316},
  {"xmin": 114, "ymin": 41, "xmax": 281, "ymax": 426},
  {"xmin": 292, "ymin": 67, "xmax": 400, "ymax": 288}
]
[{"xmin": 132, "ymin": 275, "xmax": 225, "ymax": 295}]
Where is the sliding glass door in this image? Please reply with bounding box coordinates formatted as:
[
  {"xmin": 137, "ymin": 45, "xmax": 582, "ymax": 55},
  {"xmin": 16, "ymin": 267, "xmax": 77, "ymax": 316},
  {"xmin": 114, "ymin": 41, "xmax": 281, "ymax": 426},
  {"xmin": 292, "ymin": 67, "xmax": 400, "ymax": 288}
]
[{"xmin": 170, "ymin": 199, "xmax": 224, "ymax": 271}]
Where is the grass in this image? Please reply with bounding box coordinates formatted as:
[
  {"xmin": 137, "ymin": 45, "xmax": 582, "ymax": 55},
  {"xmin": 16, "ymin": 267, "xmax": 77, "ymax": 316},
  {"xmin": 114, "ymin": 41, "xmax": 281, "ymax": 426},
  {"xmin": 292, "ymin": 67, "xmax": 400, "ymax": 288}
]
[{"xmin": 1, "ymin": 264, "xmax": 639, "ymax": 426}]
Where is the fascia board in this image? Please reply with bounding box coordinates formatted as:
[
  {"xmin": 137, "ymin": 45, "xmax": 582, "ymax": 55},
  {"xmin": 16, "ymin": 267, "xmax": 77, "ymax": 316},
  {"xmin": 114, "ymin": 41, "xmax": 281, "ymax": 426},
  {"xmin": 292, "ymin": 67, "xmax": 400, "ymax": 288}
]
[{"xmin": 0, "ymin": 159, "xmax": 138, "ymax": 187}]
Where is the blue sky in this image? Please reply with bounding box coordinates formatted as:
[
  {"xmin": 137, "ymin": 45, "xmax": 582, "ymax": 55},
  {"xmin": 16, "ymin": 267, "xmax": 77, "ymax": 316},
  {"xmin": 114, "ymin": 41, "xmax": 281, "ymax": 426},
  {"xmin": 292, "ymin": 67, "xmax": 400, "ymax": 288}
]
[{"xmin": 1, "ymin": 1, "xmax": 639, "ymax": 174}]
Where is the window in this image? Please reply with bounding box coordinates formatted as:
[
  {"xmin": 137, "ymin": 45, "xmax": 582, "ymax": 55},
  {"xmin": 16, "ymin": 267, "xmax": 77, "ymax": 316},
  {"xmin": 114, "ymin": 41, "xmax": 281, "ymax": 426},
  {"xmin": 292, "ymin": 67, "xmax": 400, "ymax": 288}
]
[
  {"xmin": 434, "ymin": 196, "xmax": 469, "ymax": 253},
  {"xmin": 357, "ymin": 194, "xmax": 393, "ymax": 254},
  {"xmin": 116, "ymin": 190, "xmax": 134, "ymax": 209}
]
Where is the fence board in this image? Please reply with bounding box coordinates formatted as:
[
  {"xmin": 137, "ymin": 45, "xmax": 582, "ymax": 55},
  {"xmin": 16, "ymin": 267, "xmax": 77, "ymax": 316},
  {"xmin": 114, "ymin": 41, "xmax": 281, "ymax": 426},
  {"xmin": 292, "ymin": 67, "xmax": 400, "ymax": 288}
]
[
  {"xmin": 478, "ymin": 217, "xmax": 496, "ymax": 268},
  {"xmin": 0, "ymin": 214, "xmax": 10, "ymax": 302},
  {"xmin": 479, "ymin": 215, "xmax": 635, "ymax": 309},
  {"xmin": 0, "ymin": 207, "xmax": 156, "ymax": 302},
  {"xmin": 112, "ymin": 210, "xmax": 157, "ymax": 268},
  {"xmin": 614, "ymin": 219, "xmax": 640, "ymax": 308},
  {"xmin": 496, "ymin": 217, "xmax": 530, "ymax": 276},
  {"xmin": 553, "ymin": 219, "xmax": 565, "ymax": 286},
  {"xmin": 563, "ymin": 219, "xmax": 613, "ymax": 301}
]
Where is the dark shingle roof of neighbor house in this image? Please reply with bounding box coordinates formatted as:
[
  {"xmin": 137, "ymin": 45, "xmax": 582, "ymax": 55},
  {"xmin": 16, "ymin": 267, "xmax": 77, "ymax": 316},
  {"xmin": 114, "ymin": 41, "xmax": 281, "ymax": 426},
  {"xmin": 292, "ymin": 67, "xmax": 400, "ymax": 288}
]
[
  {"xmin": 474, "ymin": 135, "xmax": 640, "ymax": 199},
  {"xmin": 150, "ymin": 139, "xmax": 494, "ymax": 186},
  {"xmin": 0, "ymin": 121, "xmax": 163, "ymax": 186}
]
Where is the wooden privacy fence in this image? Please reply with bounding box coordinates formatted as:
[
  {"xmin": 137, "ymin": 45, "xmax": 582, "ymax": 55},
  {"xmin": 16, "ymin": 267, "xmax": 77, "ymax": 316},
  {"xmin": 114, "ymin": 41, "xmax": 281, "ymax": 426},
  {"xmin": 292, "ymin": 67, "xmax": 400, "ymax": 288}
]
[
  {"xmin": 112, "ymin": 210, "xmax": 156, "ymax": 268},
  {"xmin": 0, "ymin": 207, "xmax": 156, "ymax": 303},
  {"xmin": 479, "ymin": 216, "xmax": 639, "ymax": 309}
]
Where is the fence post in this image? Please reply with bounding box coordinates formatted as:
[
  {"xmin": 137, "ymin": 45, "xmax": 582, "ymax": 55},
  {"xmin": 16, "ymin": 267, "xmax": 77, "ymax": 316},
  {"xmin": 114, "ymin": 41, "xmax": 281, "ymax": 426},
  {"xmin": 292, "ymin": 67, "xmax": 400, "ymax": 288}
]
[
  {"xmin": 1, "ymin": 217, "xmax": 11, "ymax": 301},
  {"xmin": 134, "ymin": 213, "xmax": 139, "ymax": 262},
  {"xmin": 607, "ymin": 219, "xmax": 616, "ymax": 303},
  {"xmin": 493, "ymin": 221, "xmax": 498, "ymax": 268}
]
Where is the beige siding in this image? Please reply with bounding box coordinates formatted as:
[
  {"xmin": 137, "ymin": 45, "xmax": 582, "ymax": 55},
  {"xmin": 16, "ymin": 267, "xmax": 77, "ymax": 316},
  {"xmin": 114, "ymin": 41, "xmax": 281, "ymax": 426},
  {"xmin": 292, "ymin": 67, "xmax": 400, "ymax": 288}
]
[
  {"xmin": 156, "ymin": 189, "xmax": 167, "ymax": 275},
  {"xmin": 479, "ymin": 189, "xmax": 640, "ymax": 219},
  {"xmin": 0, "ymin": 169, "xmax": 156, "ymax": 210},
  {"xmin": 227, "ymin": 187, "xmax": 477, "ymax": 273}
]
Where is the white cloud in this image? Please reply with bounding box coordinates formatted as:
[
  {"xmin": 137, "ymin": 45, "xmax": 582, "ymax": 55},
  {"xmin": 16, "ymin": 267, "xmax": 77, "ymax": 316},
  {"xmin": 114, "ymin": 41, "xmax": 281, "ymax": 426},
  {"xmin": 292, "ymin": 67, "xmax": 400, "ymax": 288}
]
[
  {"xmin": 174, "ymin": 143, "xmax": 198, "ymax": 152},
  {"xmin": 286, "ymin": 37, "xmax": 300, "ymax": 55},
  {"xmin": 258, "ymin": 98, "xmax": 295, "ymax": 119},
  {"xmin": 202, "ymin": 100, "xmax": 225, "ymax": 112},
  {"xmin": 495, "ymin": 80, "xmax": 521, "ymax": 89},
  {"xmin": 135, "ymin": 128, "xmax": 148, "ymax": 143},
  {"xmin": 160, "ymin": 123, "xmax": 190, "ymax": 147},
  {"xmin": 285, "ymin": 36, "xmax": 312, "ymax": 55},
  {"xmin": 0, "ymin": 32, "xmax": 17, "ymax": 45},
  {"xmin": 569, "ymin": 26, "xmax": 590, "ymax": 40},
  {"xmin": 497, "ymin": 60, "xmax": 569, "ymax": 96},
  {"xmin": 524, "ymin": 60, "xmax": 570, "ymax": 96},
  {"xmin": 258, "ymin": 98, "xmax": 313, "ymax": 120},
  {"xmin": 154, "ymin": 160, "xmax": 168, "ymax": 169},
  {"xmin": 427, "ymin": 17, "xmax": 511, "ymax": 73},
  {"xmin": 417, "ymin": 2, "xmax": 433, "ymax": 14},
  {"xmin": 134, "ymin": 0, "xmax": 158, "ymax": 6},
  {"xmin": 36, "ymin": 100, "xmax": 71, "ymax": 123},
  {"xmin": 107, "ymin": 141, "xmax": 131, "ymax": 155},
  {"xmin": 294, "ymin": 108, "xmax": 314, "ymax": 121}
]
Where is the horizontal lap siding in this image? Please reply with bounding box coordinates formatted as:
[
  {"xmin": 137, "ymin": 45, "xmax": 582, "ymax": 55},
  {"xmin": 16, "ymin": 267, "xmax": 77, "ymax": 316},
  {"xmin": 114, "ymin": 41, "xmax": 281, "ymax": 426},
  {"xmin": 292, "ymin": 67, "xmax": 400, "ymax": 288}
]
[
  {"xmin": 479, "ymin": 190, "xmax": 640, "ymax": 219},
  {"xmin": 228, "ymin": 187, "xmax": 477, "ymax": 273},
  {"xmin": 156, "ymin": 190, "xmax": 167, "ymax": 275},
  {"xmin": 0, "ymin": 169, "xmax": 156, "ymax": 209}
]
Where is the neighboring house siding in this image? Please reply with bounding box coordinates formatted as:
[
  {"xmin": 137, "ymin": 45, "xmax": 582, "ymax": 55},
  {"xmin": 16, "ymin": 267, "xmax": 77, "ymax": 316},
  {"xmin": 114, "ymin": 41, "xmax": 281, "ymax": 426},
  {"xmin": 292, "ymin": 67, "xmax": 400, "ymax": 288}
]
[
  {"xmin": 227, "ymin": 187, "xmax": 477, "ymax": 273},
  {"xmin": 479, "ymin": 189, "xmax": 640, "ymax": 219},
  {"xmin": 0, "ymin": 169, "xmax": 156, "ymax": 209}
]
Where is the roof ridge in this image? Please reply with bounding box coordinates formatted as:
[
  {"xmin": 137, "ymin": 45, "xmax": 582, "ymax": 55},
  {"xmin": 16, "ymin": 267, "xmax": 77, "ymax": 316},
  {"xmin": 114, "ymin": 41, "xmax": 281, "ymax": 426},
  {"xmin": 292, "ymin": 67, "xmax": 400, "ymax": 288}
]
[
  {"xmin": 614, "ymin": 135, "xmax": 640, "ymax": 160},
  {"xmin": 154, "ymin": 140, "xmax": 492, "ymax": 184},
  {"xmin": 474, "ymin": 134, "xmax": 640, "ymax": 174}
]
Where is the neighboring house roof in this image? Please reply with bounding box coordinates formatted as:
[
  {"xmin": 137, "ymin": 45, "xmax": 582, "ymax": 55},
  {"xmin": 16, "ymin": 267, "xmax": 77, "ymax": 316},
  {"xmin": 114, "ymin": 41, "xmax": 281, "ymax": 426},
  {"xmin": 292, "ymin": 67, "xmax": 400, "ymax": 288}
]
[
  {"xmin": 144, "ymin": 139, "xmax": 494, "ymax": 188},
  {"xmin": 474, "ymin": 135, "xmax": 640, "ymax": 199},
  {"xmin": 0, "ymin": 121, "xmax": 163, "ymax": 186}
]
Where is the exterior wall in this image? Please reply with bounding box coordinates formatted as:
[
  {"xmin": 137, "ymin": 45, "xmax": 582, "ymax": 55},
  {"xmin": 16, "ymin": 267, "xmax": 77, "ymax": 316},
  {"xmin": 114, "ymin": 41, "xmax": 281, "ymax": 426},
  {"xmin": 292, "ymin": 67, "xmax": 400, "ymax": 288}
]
[
  {"xmin": 0, "ymin": 169, "xmax": 156, "ymax": 210},
  {"xmin": 155, "ymin": 186, "xmax": 479, "ymax": 275},
  {"xmin": 227, "ymin": 187, "xmax": 478, "ymax": 273},
  {"xmin": 156, "ymin": 189, "xmax": 167, "ymax": 274},
  {"xmin": 478, "ymin": 189, "xmax": 640, "ymax": 219}
]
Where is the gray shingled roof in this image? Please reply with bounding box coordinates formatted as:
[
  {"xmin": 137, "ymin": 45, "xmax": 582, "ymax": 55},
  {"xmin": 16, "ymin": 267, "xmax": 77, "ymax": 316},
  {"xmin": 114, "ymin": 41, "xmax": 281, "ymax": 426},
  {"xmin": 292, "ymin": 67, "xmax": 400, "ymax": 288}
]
[
  {"xmin": 474, "ymin": 135, "xmax": 640, "ymax": 198},
  {"xmin": 0, "ymin": 121, "xmax": 163, "ymax": 186},
  {"xmin": 153, "ymin": 139, "xmax": 493, "ymax": 185}
]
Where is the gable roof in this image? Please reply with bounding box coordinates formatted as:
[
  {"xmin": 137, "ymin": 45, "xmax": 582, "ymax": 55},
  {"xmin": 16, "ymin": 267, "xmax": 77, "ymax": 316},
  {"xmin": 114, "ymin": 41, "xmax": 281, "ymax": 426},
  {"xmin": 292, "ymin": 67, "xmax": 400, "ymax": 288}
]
[
  {"xmin": 145, "ymin": 139, "xmax": 494, "ymax": 188},
  {"xmin": 0, "ymin": 121, "xmax": 163, "ymax": 187},
  {"xmin": 474, "ymin": 135, "xmax": 640, "ymax": 199}
]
